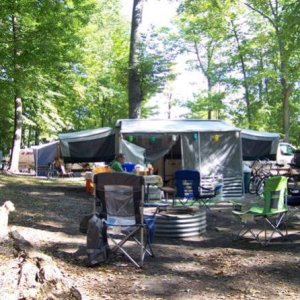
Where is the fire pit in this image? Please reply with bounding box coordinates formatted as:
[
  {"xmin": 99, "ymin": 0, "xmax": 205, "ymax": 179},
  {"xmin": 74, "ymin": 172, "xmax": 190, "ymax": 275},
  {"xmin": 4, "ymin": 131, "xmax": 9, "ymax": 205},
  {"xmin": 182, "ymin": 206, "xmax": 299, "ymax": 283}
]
[{"xmin": 155, "ymin": 207, "xmax": 206, "ymax": 238}]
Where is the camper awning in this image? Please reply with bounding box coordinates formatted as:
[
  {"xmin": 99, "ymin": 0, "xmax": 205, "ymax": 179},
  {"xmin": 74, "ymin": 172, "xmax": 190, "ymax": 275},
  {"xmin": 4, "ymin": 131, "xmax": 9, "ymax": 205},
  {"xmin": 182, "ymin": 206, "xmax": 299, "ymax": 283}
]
[{"xmin": 116, "ymin": 119, "xmax": 240, "ymax": 133}]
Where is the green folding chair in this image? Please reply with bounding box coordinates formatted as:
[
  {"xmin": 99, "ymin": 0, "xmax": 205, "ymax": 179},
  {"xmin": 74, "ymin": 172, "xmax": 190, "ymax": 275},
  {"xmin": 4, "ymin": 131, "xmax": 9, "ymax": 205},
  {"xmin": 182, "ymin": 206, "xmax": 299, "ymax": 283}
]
[{"xmin": 232, "ymin": 176, "xmax": 288, "ymax": 245}]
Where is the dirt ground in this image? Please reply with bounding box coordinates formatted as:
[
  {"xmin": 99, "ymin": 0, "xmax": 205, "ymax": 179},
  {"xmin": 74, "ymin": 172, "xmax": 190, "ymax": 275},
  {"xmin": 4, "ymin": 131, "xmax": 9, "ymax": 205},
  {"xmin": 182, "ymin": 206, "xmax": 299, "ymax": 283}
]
[{"xmin": 0, "ymin": 174, "xmax": 300, "ymax": 300}]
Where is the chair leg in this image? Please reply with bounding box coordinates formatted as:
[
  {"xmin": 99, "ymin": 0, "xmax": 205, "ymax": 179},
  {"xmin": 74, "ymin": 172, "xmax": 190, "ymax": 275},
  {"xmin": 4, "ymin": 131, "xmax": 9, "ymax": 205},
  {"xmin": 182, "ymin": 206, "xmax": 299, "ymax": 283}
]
[
  {"xmin": 108, "ymin": 225, "xmax": 153, "ymax": 268},
  {"xmin": 234, "ymin": 223, "xmax": 257, "ymax": 241},
  {"xmin": 199, "ymin": 199, "xmax": 211, "ymax": 211},
  {"xmin": 111, "ymin": 238, "xmax": 141, "ymax": 268},
  {"xmin": 160, "ymin": 187, "xmax": 175, "ymax": 206},
  {"xmin": 256, "ymin": 213, "xmax": 288, "ymax": 245},
  {"xmin": 140, "ymin": 226, "xmax": 144, "ymax": 267}
]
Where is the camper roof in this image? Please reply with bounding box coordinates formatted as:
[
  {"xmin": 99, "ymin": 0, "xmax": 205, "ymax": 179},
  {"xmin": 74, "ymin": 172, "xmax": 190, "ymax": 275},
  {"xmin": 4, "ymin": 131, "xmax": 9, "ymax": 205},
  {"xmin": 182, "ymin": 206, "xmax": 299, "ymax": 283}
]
[
  {"xmin": 116, "ymin": 119, "xmax": 239, "ymax": 133},
  {"xmin": 58, "ymin": 127, "xmax": 113, "ymax": 141},
  {"xmin": 241, "ymin": 129, "xmax": 280, "ymax": 141}
]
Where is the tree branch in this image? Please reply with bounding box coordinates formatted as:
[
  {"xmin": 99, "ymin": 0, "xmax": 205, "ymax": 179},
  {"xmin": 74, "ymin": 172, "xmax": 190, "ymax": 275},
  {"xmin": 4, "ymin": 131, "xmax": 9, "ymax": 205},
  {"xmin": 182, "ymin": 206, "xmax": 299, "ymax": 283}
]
[
  {"xmin": 194, "ymin": 41, "xmax": 206, "ymax": 76},
  {"xmin": 244, "ymin": 2, "xmax": 277, "ymax": 29},
  {"xmin": 268, "ymin": 0, "xmax": 276, "ymax": 17}
]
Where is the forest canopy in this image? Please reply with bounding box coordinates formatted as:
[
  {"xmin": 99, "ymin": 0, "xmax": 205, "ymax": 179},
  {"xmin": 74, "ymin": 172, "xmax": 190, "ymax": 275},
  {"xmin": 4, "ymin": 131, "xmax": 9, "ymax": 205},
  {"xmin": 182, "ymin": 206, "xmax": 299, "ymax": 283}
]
[{"xmin": 0, "ymin": 0, "xmax": 300, "ymax": 163}]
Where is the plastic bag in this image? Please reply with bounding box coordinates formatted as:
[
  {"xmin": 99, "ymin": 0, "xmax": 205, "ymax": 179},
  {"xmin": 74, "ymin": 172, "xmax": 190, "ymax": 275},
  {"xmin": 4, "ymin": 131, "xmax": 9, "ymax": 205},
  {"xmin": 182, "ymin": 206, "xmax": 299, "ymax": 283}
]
[{"xmin": 86, "ymin": 215, "xmax": 109, "ymax": 266}]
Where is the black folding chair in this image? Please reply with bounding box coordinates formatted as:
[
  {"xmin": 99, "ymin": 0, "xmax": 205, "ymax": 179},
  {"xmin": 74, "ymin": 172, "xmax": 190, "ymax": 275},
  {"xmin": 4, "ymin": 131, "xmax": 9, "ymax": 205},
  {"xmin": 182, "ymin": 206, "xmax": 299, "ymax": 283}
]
[{"xmin": 94, "ymin": 172, "xmax": 155, "ymax": 267}]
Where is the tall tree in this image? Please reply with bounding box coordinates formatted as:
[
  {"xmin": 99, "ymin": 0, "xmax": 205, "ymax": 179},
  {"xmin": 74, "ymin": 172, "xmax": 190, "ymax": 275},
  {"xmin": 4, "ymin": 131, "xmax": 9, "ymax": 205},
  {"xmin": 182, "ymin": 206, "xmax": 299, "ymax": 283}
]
[
  {"xmin": 230, "ymin": 19, "xmax": 253, "ymax": 127},
  {"xmin": 175, "ymin": 0, "xmax": 300, "ymax": 142},
  {"xmin": 76, "ymin": 0, "xmax": 130, "ymax": 129},
  {"xmin": 128, "ymin": 0, "xmax": 144, "ymax": 118},
  {"xmin": 176, "ymin": 0, "xmax": 230, "ymax": 119},
  {"xmin": 245, "ymin": 0, "xmax": 300, "ymax": 140},
  {"xmin": 0, "ymin": 0, "xmax": 95, "ymax": 171}
]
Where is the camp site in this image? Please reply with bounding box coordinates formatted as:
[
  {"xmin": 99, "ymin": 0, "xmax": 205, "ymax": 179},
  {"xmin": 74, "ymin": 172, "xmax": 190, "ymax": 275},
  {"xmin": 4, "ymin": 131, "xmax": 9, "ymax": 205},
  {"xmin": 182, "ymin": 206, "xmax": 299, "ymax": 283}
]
[
  {"xmin": 1, "ymin": 1, "xmax": 300, "ymax": 299},
  {"xmin": 1, "ymin": 119, "xmax": 300, "ymax": 299}
]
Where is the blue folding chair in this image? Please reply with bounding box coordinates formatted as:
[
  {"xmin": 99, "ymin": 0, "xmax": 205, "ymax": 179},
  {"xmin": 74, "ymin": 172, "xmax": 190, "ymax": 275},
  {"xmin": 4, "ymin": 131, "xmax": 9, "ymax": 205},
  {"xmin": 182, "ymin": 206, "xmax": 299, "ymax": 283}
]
[{"xmin": 174, "ymin": 169, "xmax": 222, "ymax": 209}]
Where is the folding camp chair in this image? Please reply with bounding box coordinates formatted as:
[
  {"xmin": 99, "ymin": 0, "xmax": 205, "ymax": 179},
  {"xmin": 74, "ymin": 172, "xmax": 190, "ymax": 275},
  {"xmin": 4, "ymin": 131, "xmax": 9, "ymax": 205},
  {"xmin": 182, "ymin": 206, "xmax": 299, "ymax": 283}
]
[
  {"xmin": 174, "ymin": 169, "xmax": 223, "ymax": 209},
  {"xmin": 232, "ymin": 176, "xmax": 288, "ymax": 245},
  {"xmin": 94, "ymin": 172, "xmax": 155, "ymax": 267}
]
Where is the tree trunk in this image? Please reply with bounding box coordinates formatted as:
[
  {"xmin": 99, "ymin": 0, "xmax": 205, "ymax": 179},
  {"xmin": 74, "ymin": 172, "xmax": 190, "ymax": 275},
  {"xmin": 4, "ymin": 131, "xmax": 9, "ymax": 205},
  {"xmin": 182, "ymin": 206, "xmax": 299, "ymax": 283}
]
[
  {"xmin": 167, "ymin": 92, "xmax": 173, "ymax": 119},
  {"xmin": 9, "ymin": 14, "xmax": 22, "ymax": 173},
  {"xmin": 282, "ymin": 79, "xmax": 292, "ymax": 141},
  {"xmin": 194, "ymin": 42, "xmax": 214, "ymax": 119},
  {"xmin": 278, "ymin": 35, "xmax": 290, "ymax": 141},
  {"xmin": 207, "ymin": 76, "xmax": 212, "ymax": 120},
  {"xmin": 27, "ymin": 126, "xmax": 32, "ymax": 147},
  {"xmin": 231, "ymin": 22, "xmax": 252, "ymax": 127},
  {"xmin": 128, "ymin": 0, "xmax": 144, "ymax": 119},
  {"xmin": 9, "ymin": 96, "xmax": 22, "ymax": 173}
]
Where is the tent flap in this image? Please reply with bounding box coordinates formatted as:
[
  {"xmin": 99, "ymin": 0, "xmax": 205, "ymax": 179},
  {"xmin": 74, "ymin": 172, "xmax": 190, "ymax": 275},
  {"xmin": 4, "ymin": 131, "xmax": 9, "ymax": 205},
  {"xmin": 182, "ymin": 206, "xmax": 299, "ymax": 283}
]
[{"xmin": 120, "ymin": 140, "xmax": 145, "ymax": 165}]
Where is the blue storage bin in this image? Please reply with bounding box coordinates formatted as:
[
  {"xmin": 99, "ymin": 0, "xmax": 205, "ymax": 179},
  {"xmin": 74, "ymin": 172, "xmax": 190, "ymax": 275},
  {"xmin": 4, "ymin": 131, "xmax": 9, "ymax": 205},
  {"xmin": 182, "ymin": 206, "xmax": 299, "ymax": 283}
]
[{"xmin": 122, "ymin": 163, "xmax": 136, "ymax": 172}]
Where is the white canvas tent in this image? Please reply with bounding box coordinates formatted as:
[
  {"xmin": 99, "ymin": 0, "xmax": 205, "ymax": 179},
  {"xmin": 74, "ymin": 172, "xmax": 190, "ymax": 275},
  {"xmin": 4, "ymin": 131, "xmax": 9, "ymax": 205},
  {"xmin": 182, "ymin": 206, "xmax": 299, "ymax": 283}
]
[
  {"xmin": 116, "ymin": 119, "xmax": 244, "ymax": 198},
  {"xmin": 19, "ymin": 148, "xmax": 35, "ymax": 171},
  {"xmin": 241, "ymin": 129, "xmax": 280, "ymax": 161}
]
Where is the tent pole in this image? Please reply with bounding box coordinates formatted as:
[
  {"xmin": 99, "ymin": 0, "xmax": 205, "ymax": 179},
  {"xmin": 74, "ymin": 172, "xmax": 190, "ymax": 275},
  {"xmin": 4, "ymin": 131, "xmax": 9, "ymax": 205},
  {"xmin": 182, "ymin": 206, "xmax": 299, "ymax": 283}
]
[{"xmin": 35, "ymin": 149, "xmax": 38, "ymax": 177}]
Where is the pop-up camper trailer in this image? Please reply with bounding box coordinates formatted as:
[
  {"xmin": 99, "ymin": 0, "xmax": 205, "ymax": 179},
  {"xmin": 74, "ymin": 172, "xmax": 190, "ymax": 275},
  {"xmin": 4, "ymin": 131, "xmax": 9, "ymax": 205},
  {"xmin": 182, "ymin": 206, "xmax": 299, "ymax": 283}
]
[
  {"xmin": 57, "ymin": 120, "xmax": 246, "ymax": 197},
  {"xmin": 56, "ymin": 120, "xmax": 288, "ymax": 197},
  {"xmin": 115, "ymin": 119, "xmax": 244, "ymax": 198}
]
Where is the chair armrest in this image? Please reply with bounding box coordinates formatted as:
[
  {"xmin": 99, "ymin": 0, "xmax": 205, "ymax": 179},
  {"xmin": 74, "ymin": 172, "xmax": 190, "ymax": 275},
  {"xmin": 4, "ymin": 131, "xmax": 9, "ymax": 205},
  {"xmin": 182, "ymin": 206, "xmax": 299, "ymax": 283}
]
[
  {"xmin": 144, "ymin": 202, "xmax": 168, "ymax": 215},
  {"xmin": 199, "ymin": 185, "xmax": 213, "ymax": 191},
  {"xmin": 159, "ymin": 186, "xmax": 175, "ymax": 193},
  {"xmin": 199, "ymin": 183, "xmax": 223, "ymax": 197},
  {"xmin": 214, "ymin": 184, "xmax": 223, "ymax": 194}
]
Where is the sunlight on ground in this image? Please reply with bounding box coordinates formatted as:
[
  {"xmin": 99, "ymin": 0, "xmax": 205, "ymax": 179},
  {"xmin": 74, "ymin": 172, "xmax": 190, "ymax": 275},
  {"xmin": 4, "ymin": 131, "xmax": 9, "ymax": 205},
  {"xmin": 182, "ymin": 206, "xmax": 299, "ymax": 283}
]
[
  {"xmin": 0, "ymin": 174, "xmax": 85, "ymax": 186},
  {"xmin": 14, "ymin": 226, "xmax": 84, "ymax": 245}
]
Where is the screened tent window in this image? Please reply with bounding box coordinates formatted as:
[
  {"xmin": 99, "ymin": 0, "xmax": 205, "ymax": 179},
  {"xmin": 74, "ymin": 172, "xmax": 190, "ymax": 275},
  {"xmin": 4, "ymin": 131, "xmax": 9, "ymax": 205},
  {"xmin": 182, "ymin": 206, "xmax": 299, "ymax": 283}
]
[
  {"xmin": 242, "ymin": 139, "xmax": 273, "ymax": 160},
  {"xmin": 123, "ymin": 134, "xmax": 179, "ymax": 162}
]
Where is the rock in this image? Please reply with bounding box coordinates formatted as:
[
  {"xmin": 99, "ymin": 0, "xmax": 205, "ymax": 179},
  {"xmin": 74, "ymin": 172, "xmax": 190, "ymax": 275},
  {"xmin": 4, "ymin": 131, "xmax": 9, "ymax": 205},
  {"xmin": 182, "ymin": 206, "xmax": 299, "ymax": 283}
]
[
  {"xmin": 39, "ymin": 263, "xmax": 63, "ymax": 283},
  {"xmin": 10, "ymin": 229, "xmax": 33, "ymax": 251},
  {"xmin": 4, "ymin": 229, "xmax": 83, "ymax": 300},
  {"xmin": 18, "ymin": 260, "xmax": 40, "ymax": 299}
]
